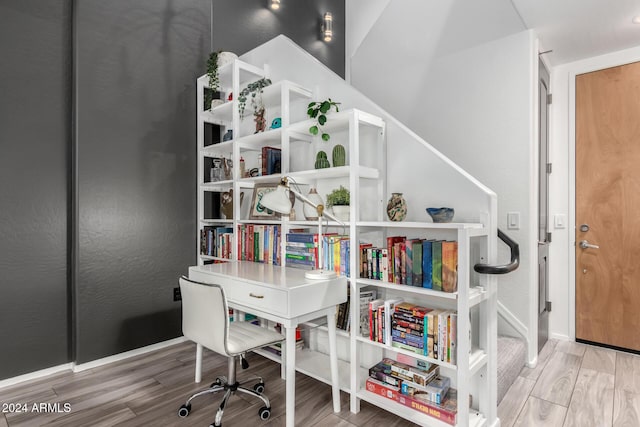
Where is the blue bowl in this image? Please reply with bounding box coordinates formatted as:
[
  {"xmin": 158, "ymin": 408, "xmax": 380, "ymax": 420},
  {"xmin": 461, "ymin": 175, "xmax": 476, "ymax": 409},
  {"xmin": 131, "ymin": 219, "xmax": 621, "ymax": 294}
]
[{"xmin": 426, "ymin": 207, "xmax": 454, "ymax": 223}]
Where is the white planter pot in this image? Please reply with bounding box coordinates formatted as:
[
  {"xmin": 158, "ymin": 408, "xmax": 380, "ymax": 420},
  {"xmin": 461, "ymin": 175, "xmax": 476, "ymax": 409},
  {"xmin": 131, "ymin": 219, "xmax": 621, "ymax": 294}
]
[
  {"xmin": 217, "ymin": 51, "xmax": 238, "ymax": 67},
  {"xmin": 331, "ymin": 205, "xmax": 350, "ymax": 222}
]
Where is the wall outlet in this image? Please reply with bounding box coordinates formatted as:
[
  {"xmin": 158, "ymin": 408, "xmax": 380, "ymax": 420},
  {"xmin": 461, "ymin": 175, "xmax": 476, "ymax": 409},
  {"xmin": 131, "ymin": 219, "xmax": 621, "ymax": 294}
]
[{"xmin": 173, "ymin": 287, "xmax": 181, "ymax": 301}]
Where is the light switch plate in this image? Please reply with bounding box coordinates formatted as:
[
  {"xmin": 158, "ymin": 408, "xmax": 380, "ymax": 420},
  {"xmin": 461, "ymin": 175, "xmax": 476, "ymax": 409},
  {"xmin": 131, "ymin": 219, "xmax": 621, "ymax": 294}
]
[
  {"xmin": 507, "ymin": 212, "xmax": 520, "ymax": 230},
  {"xmin": 554, "ymin": 214, "xmax": 566, "ymax": 229}
]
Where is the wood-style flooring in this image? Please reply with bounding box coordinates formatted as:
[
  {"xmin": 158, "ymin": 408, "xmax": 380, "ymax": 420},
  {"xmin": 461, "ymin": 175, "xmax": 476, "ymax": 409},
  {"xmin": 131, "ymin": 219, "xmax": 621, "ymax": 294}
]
[
  {"xmin": 498, "ymin": 339, "xmax": 640, "ymax": 427},
  {"xmin": 0, "ymin": 341, "xmax": 417, "ymax": 427},
  {"xmin": 1, "ymin": 339, "xmax": 638, "ymax": 426}
]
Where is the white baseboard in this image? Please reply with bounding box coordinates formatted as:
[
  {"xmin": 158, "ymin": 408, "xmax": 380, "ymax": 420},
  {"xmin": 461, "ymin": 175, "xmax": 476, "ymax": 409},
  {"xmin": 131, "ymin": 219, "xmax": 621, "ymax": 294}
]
[
  {"xmin": 550, "ymin": 332, "xmax": 570, "ymax": 342},
  {"xmin": 73, "ymin": 336, "xmax": 188, "ymax": 372},
  {"xmin": 0, "ymin": 363, "xmax": 74, "ymax": 390},
  {"xmin": 0, "ymin": 336, "xmax": 188, "ymax": 389}
]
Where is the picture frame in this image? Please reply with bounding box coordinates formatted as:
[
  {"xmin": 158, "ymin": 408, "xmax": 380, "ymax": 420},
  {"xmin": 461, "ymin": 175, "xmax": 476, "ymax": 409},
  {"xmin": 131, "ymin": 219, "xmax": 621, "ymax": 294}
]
[{"xmin": 249, "ymin": 184, "xmax": 280, "ymax": 220}]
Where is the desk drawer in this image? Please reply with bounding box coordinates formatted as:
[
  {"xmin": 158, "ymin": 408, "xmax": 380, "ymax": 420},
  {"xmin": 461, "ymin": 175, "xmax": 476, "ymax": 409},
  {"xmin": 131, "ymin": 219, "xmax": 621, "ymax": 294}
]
[{"xmin": 224, "ymin": 282, "xmax": 287, "ymax": 316}]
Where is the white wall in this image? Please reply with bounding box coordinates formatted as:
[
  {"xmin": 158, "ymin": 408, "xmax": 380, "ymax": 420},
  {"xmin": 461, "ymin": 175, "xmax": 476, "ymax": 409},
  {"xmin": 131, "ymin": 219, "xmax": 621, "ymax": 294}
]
[
  {"xmin": 410, "ymin": 31, "xmax": 538, "ymax": 361},
  {"xmin": 549, "ymin": 45, "xmax": 640, "ymax": 341},
  {"xmin": 347, "ymin": 1, "xmax": 540, "ymax": 361}
]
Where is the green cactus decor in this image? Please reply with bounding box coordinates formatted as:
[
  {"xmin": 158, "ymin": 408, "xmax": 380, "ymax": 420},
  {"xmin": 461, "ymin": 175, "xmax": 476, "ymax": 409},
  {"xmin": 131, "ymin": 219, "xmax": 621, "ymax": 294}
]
[
  {"xmin": 315, "ymin": 151, "xmax": 330, "ymax": 169},
  {"xmin": 332, "ymin": 144, "xmax": 346, "ymax": 167}
]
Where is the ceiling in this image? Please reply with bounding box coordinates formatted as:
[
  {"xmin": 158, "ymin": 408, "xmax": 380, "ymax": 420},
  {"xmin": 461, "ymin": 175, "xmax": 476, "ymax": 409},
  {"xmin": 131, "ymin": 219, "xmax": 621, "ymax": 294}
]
[{"xmin": 512, "ymin": 0, "xmax": 640, "ymax": 65}]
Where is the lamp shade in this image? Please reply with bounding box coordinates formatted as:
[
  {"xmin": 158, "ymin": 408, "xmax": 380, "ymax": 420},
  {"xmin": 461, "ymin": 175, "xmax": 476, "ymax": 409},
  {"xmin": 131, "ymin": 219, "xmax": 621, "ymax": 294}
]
[{"xmin": 259, "ymin": 184, "xmax": 292, "ymax": 214}]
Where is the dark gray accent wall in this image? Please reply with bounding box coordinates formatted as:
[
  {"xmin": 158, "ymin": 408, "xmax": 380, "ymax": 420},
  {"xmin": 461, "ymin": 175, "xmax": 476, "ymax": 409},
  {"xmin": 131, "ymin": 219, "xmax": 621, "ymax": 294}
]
[
  {"xmin": 0, "ymin": 1, "xmax": 72, "ymax": 379},
  {"xmin": 0, "ymin": 0, "xmax": 346, "ymax": 374},
  {"xmin": 212, "ymin": 0, "xmax": 345, "ymax": 77},
  {"xmin": 73, "ymin": 0, "xmax": 210, "ymax": 363}
]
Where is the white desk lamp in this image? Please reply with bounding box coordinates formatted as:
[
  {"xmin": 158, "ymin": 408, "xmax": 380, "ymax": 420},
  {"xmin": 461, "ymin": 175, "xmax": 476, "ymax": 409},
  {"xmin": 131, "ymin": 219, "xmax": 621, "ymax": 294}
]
[{"xmin": 259, "ymin": 177, "xmax": 344, "ymax": 280}]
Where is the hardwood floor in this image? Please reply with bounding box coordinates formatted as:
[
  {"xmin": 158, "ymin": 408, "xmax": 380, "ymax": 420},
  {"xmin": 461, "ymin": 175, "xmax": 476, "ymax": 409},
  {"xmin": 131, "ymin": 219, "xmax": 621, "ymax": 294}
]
[
  {"xmin": 0, "ymin": 341, "xmax": 418, "ymax": 427},
  {"xmin": 499, "ymin": 339, "xmax": 640, "ymax": 427},
  {"xmin": 3, "ymin": 339, "xmax": 639, "ymax": 426}
]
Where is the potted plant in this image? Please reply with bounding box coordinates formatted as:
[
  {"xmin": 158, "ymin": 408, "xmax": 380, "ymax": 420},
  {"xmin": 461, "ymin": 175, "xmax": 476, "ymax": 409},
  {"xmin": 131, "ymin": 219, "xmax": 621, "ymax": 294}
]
[
  {"xmin": 326, "ymin": 185, "xmax": 350, "ymax": 221},
  {"xmin": 238, "ymin": 77, "xmax": 272, "ymax": 120},
  {"xmin": 307, "ymin": 98, "xmax": 340, "ymax": 141},
  {"xmin": 205, "ymin": 50, "xmax": 237, "ymax": 110}
]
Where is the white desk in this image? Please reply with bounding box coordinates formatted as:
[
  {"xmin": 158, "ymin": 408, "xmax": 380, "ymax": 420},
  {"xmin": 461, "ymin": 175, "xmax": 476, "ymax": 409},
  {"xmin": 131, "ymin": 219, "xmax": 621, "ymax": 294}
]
[{"xmin": 188, "ymin": 262, "xmax": 347, "ymax": 427}]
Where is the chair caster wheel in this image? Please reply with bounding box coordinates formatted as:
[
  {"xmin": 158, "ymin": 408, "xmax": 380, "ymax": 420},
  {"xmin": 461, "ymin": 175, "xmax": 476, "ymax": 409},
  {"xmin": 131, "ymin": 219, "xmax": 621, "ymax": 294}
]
[
  {"xmin": 211, "ymin": 377, "xmax": 223, "ymax": 387},
  {"xmin": 177, "ymin": 403, "xmax": 191, "ymax": 417},
  {"xmin": 253, "ymin": 382, "xmax": 265, "ymax": 394},
  {"xmin": 258, "ymin": 406, "xmax": 271, "ymax": 420}
]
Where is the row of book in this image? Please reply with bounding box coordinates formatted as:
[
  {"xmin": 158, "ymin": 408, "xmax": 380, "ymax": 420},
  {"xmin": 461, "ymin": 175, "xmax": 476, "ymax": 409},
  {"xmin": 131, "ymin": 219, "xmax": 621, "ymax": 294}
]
[
  {"xmin": 366, "ymin": 357, "xmax": 457, "ymax": 425},
  {"xmin": 365, "ymin": 298, "xmax": 458, "ymax": 364},
  {"xmin": 200, "ymin": 226, "xmax": 233, "ymax": 259},
  {"xmin": 237, "ymin": 224, "xmax": 281, "ymax": 264},
  {"xmin": 285, "ymin": 232, "xmax": 351, "ymax": 277},
  {"xmin": 360, "ymin": 237, "xmax": 458, "ymax": 292}
]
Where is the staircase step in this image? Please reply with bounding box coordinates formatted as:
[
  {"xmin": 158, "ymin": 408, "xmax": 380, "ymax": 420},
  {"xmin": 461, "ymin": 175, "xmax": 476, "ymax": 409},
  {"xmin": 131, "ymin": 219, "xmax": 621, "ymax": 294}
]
[{"xmin": 497, "ymin": 335, "xmax": 526, "ymax": 404}]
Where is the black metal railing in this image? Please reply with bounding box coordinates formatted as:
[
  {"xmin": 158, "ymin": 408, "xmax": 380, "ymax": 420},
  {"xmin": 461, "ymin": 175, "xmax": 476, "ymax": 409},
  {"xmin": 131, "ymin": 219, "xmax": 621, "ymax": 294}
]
[{"xmin": 474, "ymin": 228, "xmax": 520, "ymax": 274}]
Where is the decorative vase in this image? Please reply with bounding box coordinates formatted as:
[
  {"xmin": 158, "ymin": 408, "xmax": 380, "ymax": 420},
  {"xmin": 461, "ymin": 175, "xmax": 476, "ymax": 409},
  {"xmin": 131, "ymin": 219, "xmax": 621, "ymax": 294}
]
[
  {"xmin": 331, "ymin": 205, "xmax": 350, "ymax": 222},
  {"xmin": 386, "ymin": 193, "xmax": 407, "ymax": 222},
  {"xmin": 304, "ymin": 188, "xmax": 323, "ymax": 220}
]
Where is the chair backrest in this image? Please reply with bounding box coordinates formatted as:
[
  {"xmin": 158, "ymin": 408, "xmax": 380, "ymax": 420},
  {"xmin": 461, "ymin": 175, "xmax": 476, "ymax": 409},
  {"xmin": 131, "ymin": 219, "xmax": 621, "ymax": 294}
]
[{"xmin": 179, "ymin": 276, "xmax": 230, "ymax": 356}]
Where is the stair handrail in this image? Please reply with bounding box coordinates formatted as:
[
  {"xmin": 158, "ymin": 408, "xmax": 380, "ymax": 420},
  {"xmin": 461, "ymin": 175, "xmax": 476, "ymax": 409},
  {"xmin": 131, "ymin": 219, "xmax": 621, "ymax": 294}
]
[{"xmin": 474, "ymin": 228, "xmax": 519, "ymax": 274}]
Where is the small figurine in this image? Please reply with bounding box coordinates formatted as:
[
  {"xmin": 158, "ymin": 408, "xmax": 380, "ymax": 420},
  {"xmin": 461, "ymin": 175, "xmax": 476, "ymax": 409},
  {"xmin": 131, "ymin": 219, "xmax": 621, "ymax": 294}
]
[
  {"xmin": 254, "ymin": 107, "xmax": 267, "ymax": 133},
  {"xmin": 270, "ymin": 117, "xmax": 282, "ymax": 129}
]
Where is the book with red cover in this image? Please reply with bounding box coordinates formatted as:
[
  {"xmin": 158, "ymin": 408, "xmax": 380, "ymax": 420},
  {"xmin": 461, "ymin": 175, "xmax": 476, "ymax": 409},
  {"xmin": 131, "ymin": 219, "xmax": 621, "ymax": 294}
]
[
  {"xmin": 386, "ymin": 236, "xmax": 405, "ymax": 282},
  {"xmin": 365, "ymin": 378, "xmax": 457, "ymax": 425}
]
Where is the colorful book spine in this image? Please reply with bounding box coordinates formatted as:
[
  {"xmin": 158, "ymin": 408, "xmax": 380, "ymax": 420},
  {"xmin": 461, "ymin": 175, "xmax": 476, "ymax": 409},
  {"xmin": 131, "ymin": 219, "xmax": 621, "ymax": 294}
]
[
  {"xmin": 405, "ymin": 241, "xmax": 413, "ymax": 286},
  {"xmin": 412, "ymin": 240, "xmax": 423, "ymax": 287},
  {"xmin": 432, "ymin": 240, "xmax": 442, "ymax": 291},
  {"xmin": 441, "ymin": 241, "xmax": 458, "ymax": 292},
  {"xmin": 422, "ymin": 240, "xmax": 433, "ymax": 288}
]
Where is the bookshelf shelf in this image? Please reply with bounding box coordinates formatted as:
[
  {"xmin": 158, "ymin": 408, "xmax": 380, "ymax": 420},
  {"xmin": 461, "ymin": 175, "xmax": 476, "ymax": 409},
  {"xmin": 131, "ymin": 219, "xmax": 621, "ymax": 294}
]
[{"xmin": 356, "ymin": 390, "xmax": 486, "ymax": 427}]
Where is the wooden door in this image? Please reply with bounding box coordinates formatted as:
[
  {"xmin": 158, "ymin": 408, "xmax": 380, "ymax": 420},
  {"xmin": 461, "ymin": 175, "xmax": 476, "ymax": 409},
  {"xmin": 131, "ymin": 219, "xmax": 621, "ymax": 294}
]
[{"xmin": 576, "ymin": 61, "xmax": 640, "ymax": 351}]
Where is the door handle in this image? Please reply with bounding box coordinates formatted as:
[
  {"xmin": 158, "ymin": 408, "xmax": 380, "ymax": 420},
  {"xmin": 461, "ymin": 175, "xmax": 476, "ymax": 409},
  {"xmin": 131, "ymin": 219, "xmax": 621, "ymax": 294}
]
[{"xmin": 579, "ymin": 240, "xmax": 599, "ymax": 249}]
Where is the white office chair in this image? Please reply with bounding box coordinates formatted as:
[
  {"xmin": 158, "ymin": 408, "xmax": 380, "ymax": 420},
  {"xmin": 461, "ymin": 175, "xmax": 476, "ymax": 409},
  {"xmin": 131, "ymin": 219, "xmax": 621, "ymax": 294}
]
[{"xmin": 177, "ymin": 276, "xmax": 285, "ymax": 427}]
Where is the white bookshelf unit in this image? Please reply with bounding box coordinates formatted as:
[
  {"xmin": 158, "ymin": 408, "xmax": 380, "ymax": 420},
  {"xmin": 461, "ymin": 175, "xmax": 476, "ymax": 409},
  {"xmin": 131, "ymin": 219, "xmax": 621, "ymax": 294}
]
[{"xmin": 195, "ymin": 50, "xmax": 498, "ymax": 427}]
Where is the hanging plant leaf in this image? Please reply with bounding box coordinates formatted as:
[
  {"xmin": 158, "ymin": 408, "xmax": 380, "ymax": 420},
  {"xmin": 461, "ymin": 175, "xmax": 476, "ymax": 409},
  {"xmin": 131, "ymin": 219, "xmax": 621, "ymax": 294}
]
[{"xmin": 306, "ymin": 98, "xmax": 340, "ymax": 141}]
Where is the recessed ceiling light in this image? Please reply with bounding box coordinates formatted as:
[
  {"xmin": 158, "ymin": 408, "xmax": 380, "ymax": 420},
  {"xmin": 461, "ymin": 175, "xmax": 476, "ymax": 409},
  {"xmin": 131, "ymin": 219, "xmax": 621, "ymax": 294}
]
[{"xmin": 633, "ymin": 15, "xmax": 640, "ymax": 24}]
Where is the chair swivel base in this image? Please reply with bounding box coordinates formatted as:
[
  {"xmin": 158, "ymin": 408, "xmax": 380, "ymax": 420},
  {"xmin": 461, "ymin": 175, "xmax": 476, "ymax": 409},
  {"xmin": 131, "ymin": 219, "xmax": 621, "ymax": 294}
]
[{"xmin": 177, "ymin": 376, "xmax": 271, "ymax": 427}]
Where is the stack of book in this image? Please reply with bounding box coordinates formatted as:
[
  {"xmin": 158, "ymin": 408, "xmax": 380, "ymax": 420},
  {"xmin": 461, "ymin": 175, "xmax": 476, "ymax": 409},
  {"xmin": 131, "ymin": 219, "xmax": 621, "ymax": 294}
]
[
  {"xmin": 263, "ymin": 326, "xmax": 303, "ymax": 356},
  {"xmin": 285, "ymin": 232, "xmax": 322, "ymax": 269},
  {"xmin": 391, "ymin": 302, "xmax": 431, "ymax": 355},
  {"xmin": 365, "ymin": 357, "xmax": 457, "ymax": 425},
  {"xmin": 359, "ymin": 237, "xmax": 458, "ymax": 292}
]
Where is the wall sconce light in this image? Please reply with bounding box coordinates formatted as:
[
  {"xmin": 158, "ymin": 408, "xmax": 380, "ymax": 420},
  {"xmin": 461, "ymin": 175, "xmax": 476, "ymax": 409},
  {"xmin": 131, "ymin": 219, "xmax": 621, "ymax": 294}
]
[
  {"xmin": 322, "ymin": 12, "xmax": 333, "ymax": 42},
  {"xmin": 269, "ymin": 0, "xmax": 281, "ymax": 10}
]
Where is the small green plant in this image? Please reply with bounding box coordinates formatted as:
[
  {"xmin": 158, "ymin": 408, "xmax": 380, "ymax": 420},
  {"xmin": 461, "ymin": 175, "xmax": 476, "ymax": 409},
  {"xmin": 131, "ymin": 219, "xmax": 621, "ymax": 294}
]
[
  {"xmin": 207, "ymin": 51, "xmax": 221, "ymax": 91},
  {"xmin": 205, "ymin": 51, "xmax": 221, "ymax": 109},
  {"xmin": 307, "ymin": 99, "xmax": 340, "ymax": 141},
  {"xmin": 238, "ymin": 78, "xmax": 272, "ymax": 120},
  {"xmin": 326, "ymin": 185, "xmax": 350, "ymax": 207}
]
